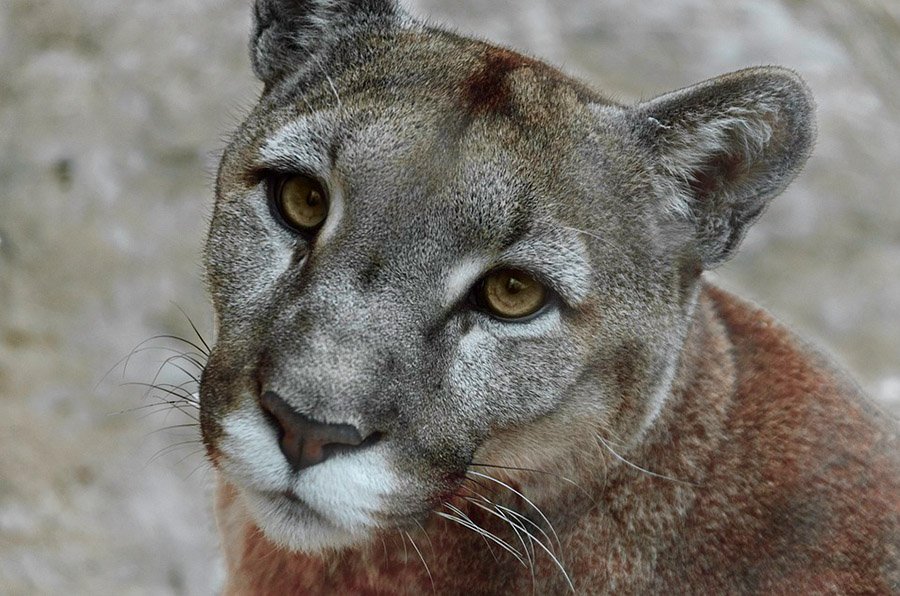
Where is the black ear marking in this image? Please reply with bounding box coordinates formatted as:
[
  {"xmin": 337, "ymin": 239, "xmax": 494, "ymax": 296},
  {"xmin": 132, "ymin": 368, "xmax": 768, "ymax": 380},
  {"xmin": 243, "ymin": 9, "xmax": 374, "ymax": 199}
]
[
  {"xmin": 633, "ymin": 67, "xmax": 816, "ymax": 268},
  {"xmin": 250, "ymin": 0, "xmax": 400, "ymax": 84}
]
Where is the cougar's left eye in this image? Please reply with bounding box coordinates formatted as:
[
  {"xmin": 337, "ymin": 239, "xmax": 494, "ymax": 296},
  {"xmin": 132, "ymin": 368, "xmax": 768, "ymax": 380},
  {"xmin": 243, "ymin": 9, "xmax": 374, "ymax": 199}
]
[
  {"xmin": 272, "ymin": 174, "xmax": 328, "ymax": 232},
  {"xmin": 476, "ymin": 269, "xmax": 548, "ymax": 320}
]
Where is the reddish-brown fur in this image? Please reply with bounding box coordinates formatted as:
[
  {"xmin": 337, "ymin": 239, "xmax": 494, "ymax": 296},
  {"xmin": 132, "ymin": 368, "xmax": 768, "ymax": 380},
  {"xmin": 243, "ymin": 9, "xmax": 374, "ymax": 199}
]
[
  {"xmin": 462, "ymin": 48, "xmax": 539, "ymax": 116},
  {"xmin": 217, "ymin": 284, "xmax": 899, "ymax": 594}
]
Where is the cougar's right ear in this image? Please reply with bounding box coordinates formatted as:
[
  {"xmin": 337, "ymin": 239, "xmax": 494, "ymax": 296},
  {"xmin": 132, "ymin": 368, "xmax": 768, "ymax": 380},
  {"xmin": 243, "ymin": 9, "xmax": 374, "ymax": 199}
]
[{"xmin": 251, "ymin": 0, "xmax": 400, "ymax": 84}]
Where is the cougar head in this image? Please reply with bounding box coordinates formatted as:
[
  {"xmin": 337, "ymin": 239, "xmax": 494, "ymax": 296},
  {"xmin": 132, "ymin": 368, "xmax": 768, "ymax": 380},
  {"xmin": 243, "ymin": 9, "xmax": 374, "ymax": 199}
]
[{"xmin": 200, "ymin": 0, "xmax": 815, "ymax": 552}]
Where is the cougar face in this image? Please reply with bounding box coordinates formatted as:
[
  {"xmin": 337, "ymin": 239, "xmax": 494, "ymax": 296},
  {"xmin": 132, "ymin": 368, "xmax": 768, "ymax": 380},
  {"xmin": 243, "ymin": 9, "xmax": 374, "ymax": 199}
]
[{"xmin": 200, "ymin": 0, "xmax": 814, "ymax": 554}]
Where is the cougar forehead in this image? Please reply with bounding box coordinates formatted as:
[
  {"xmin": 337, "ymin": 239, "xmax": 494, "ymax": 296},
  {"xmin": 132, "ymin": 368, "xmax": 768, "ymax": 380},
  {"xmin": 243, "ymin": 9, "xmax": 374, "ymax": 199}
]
[{"xmin": 211, "ymin": 28, "xmax": 658, "ymax": 326}]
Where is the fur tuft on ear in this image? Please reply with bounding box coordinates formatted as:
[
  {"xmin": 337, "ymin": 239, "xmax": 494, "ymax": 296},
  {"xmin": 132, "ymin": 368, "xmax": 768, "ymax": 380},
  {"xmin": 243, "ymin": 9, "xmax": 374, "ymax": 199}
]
[
  {"xmin": 251, "ymin": 0, "xmax": 399, "ymax": 84},
  {"xmin": 632, "ymin": 67, "xmax": 816, "ymax": 268}
]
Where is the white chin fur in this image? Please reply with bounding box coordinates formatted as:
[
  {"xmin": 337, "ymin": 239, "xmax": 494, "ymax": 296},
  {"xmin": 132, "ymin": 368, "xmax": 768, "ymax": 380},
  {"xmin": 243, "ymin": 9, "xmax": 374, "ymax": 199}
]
[
  {"xmin": 240, "ymin": 486, "xmax": 368, "ymax": 553},
  {"xmin": 218, "ymin": 405, "xmax": 398, "ymax": 553}
]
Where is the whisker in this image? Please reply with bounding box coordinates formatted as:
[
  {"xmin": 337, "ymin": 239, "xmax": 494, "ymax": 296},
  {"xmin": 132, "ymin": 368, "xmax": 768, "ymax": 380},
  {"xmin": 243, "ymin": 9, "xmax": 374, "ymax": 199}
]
[
  {"xmin": 413, "ymin": 519, "xmax": 435, "ymax": 554},
  {"xmin": 469, "ymin": 461, "xmax": 594, "ymax": 503},
  {"xmin": 440, "ymin": 503, "xmax": 528, "ymax": 567},
  {"xmin": 467, "ymin": 495, "xmax": 574, "ymax": 593},
  {"xmin": 161, "ymin": 379, "xmax": 201, "ymax": 401},
  {"xmin": 159, "ymin": 358, "xmax": 202, "ymax": 384},
  {"xmin": 449, "ymin": 486, "xmax": 502, "ymax": 563},
  {"xmin": 467, "ymin": 471, "xmax": 563, "ymax": 555},
  {"xmin": 145, "ymin": 423, "xmax": 201, "ymax": 437},
  {"xmin": 147, "ymin": 352, "xmax": 204, "ymax": 396},
  {"xmin": 125, "ymin": 380, "xmax": 198, "ymax": 400},
  {"xmin": 174, "ymin": 447, "xmax": 206, "ymax": 467},
  {"xmin": 472, "ymin": 495, "xmax": 544, "ymax": 594},
  {"xmin": 399, "ymin": 529, "xmax": 409, "ymax": 564},
  {"xmin": 493, "ymin": 503, "xmax": 557, "ymax": 559},
  {"xmin": 436, "ymin": 510, "xmax": 518, "ymax": 564},
  {"xmin": 146, "ymin": 333, "xmax": 210, "ymax": 358},
  {"xmin": 145, "ymin": 381, "xmax": 200, "ymax": 406},
  {"xmin": 145, "ymin": 439, "xmax": 203, "ymax": 467},
  {"xmin": 123, "ymin": 346, "xmax": 207, "ymax": 372},
  {"xmin": 495, "ymin": 503, "xmax": 575, "ymax": 593},
  {"xmin": 404, "ymin": 531, "xmax": 435, "ymax": 594},
  {"xmin": 460, "ymin": 475, "xmax": 500, "ymax": 497},
  {"xmin": 595, "ymin": 434, "xmax": 698, "ymax": 486},
  {"xmin": 507, "ymin": 512, "xmax": 573, "ymax": 592},
  {"xmin": 464, "ymin": 497, "xmax": 535, "ymax": 570},
  {"xmin": 122, "ymin": 385, "xmax": 200, "ymax": 422},
  {"xmin": 134, "ymin": 400, "xmax": 199, "ymax": 424},
  {"xmin": 186, "ymin": 458, "xmax": 212, "ymax": 480},
  {"xmin": 123, "ymin": 381, "xmax": 199, "ymax": 406},
  {"xmin": 110, "ymin": 401, "xmax": 196, "ymax": 417},
  {"xmin": 170, "ymin": 302, "xmax": 212, "ymax": 354},
  {"xmin": 96, "ymin": 332, "xmax": 208, "ymax": 391},
  {"xmin": 129, "ymin": 335, "xmax": 210, "ymax": 375}
]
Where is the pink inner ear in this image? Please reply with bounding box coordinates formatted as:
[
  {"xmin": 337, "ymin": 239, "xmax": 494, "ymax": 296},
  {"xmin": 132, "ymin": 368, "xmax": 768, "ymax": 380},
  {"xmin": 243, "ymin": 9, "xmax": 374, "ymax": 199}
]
[{"xmin": 688, "ymin": 152, "xmax": 747, "ymax": 200}]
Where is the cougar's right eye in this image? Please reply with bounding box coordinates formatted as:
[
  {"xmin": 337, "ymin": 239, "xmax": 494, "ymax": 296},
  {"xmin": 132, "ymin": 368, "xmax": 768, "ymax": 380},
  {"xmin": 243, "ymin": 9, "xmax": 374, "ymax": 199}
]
[{"xmin": 270, "ymin": 174, "xmax": 328, "ymax": 233}]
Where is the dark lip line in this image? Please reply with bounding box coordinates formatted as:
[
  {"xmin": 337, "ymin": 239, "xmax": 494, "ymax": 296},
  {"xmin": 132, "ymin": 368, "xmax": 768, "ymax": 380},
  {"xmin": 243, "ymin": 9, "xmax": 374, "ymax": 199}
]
[
  {"xmin": 263, "ymin": 487, "xmax": 305, "ymax": 507},
  {"xmin": 258, "ymin": 485, "xmax": 433, "ymax": 534},
  {"xmin": 216, "ymin": 463, "xmax": 315, "ymax": 515},
  {"xmin": 263, "ymin": 488, "xmax": 333, "ymax": 526},
  {"xmin": 280, "ymin": 489, "xmax": 303, "ymax": 504}
]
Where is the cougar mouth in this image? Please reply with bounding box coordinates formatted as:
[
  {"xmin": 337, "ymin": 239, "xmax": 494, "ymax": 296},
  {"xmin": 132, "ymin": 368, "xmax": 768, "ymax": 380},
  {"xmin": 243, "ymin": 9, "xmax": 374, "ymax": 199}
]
[
  {"xmin": 251, "ymin": 486, "xmax": 335, "ymax": 526},
  {"xmin": 211, "ymin": 402, "xmax": 406, "ymax": 552},
  {"xmin": 264, "ymin": 488, "xmax": 325, "ymax": 520},
  {"xmin": 278, "ymin": 488, "xmax": 304, "ymax": 504},
  {"xmin": 227, "ymin": 472, "xmax": 384, "ymax": 552}
]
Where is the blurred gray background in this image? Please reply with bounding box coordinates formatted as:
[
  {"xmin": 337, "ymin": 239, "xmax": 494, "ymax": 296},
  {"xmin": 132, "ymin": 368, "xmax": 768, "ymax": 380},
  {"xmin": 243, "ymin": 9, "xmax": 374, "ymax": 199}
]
[{"xmin": 1, "ymin": 0, "xmax": 898, "ymax": 593}]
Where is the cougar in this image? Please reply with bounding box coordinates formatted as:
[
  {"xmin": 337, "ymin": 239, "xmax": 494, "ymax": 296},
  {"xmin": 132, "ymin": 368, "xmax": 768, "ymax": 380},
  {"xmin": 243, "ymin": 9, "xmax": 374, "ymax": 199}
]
[{"xmin": 198, "ymin": 0, "xmax": 899, "ymax": 593}]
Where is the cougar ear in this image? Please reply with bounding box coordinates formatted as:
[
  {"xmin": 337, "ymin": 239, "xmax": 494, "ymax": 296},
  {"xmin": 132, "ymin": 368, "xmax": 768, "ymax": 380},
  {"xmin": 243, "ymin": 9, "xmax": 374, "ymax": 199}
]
[
  {"xmin": 632, "ymin": 67, "xmax": 816, "ymax": 268},
  {"xmin": 251, "ymin": 0, "xmax": 400, "ymax": 84}
]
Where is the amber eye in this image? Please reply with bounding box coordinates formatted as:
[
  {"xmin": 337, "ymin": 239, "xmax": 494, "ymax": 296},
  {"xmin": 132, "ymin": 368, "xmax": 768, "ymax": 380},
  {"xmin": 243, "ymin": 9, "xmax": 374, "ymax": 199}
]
[
  {"xmin": 274, "ymin": 175, "xmax": 328, "ymax": 231},
  {"xmin": 478, "ymin": 269, "xmax": 548, "ymax": 320}
]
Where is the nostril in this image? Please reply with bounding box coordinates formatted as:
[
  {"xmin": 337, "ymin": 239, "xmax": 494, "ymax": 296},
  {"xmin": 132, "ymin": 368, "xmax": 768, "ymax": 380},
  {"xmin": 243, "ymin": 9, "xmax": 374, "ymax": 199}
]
[
  {"xmin": 258, "ymin": 391, "xmax": 381, "ymax": 470},
  {"xmin": 259, "ymin": 390, "xmax": 300, "ymax": 443}
]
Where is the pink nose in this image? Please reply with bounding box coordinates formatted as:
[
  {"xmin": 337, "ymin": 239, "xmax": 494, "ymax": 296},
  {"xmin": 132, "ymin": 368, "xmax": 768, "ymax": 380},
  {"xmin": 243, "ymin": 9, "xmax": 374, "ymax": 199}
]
[{"xmin": 259, "ymin": 391, "xmax": 377, "ymax": 470}]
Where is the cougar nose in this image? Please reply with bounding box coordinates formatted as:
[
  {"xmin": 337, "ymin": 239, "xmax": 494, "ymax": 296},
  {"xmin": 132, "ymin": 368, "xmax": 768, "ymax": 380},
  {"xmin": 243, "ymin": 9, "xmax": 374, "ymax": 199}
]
[{"xmin": 259, "ymin": 391, "xmax": 377, "ymax": 470}]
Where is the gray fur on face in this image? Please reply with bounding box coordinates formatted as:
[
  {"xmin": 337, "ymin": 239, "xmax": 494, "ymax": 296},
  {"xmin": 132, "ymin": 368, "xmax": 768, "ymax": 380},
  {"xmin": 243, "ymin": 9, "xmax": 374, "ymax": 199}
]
[{"xmin": 201, "ymin": 0, "xmax": 816, "ymax": 552}]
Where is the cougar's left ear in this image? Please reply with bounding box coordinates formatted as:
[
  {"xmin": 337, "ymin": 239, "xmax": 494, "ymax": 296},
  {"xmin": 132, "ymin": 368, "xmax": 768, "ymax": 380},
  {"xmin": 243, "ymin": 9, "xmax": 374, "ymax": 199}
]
[
  {"xmin": 251, "ymin": 0, "xmax": 400, "ymax": 84},
  {"xmin": 631, "ymin": 67, "xmax": 816, "ymax": 268}
]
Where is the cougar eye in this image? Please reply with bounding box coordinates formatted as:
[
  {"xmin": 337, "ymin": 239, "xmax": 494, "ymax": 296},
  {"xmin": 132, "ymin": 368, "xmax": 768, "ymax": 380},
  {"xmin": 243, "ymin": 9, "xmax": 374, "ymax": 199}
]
[
  {"xmin": 272, "ymin": 174, "xmax": 328, "ymax": 232},
  {"xmin": 477, "ymin": 269, "xmax": 548, "ymax": 320}
]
